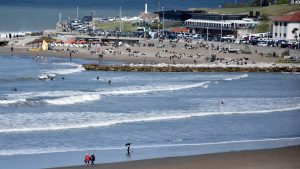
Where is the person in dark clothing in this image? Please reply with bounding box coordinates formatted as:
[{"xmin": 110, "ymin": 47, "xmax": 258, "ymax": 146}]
[
  {"xmin": 69, "ymin": 51, "xmax": 72, "ymax": 61},
  {"xmin": 90, "ymin": 154, "xmax": 95, "ymax": 166},
  {"xmin": 125, "ymin": 143, "xmax": 131, "ymax": 155}
]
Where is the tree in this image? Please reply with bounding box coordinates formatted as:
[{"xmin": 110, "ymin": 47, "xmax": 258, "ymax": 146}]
[{"xmin": 292, "ymin": 28, "xmax": 299, "ymax": 41}]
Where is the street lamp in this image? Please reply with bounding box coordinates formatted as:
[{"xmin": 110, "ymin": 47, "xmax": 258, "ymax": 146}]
[
  {"xmin": 206, "ymin": 27, "xmax": 208, "ymax": 41},
  {"xmin": 162, "ymin": 7, "xmax": 165, "ymax": 36}
]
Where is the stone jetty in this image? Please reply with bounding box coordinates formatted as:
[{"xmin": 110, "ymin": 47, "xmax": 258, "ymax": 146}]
[{"xmin": 83, "ymin": 64, "xmax": 300, "ymax": 72}]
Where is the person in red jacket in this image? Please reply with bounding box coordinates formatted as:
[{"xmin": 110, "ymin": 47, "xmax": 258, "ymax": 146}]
[{"xmin": 84, "ymin": 154, "xmax": 90, "ymax": 166}]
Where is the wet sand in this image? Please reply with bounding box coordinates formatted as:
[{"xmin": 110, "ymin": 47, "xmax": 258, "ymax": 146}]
[{"xmin": 51, "ymin": 145, "xmax": 300, "ymax": 169}]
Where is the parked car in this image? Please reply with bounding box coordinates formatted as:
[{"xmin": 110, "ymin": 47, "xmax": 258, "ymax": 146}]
[{"xmin": 257, "ymin": 41, "xmax": 268, "ymax": 46}]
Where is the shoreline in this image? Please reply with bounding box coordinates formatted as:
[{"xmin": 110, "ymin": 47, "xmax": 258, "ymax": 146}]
[
  {"xmin": 1, "ymin": 46, "xmax": 299, "ymax": 72},
  {"xmin": 50, "ymin": 145, "xmax": 300, "ymax": 169}
]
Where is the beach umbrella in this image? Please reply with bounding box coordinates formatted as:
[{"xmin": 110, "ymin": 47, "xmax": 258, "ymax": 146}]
[
  {"xmin": 55, "ymin": 39, "xmax": 63, "ymax": 43},
  {"xmin": 65, "ymin": 39, "xmax": 76, "ymax": 44},
  {"xmin": 125, "ymin": 143, "xmax": 131, "ymax": 147}
]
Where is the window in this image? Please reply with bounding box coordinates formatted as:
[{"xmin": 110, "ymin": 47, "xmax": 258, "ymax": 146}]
[
  {"xmin": 275, "ymin": 22, "xmax": 278, "ymax": 26},
  {"xmin": 284, "ymin": 33, "xmax": 286, "ymax": 37},
  {"xmin": 280, "ymin": 33, "xmax": 281, "ymax": 37},
  {"xmin": 279, "ymin": 22, "xmax": 282, "ymax": 26},
  {"xmin": 283, "ymin": 22, "xmax": 287, "ymax": 26},
  {"xmin": 275, "ymin": 33, "xmax": 278, "ymax": 37}
]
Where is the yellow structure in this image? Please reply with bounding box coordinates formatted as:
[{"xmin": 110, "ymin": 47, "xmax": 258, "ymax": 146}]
[{"xmin": 42, "ymin": 40, "xmax": 48, "ymax": 51}]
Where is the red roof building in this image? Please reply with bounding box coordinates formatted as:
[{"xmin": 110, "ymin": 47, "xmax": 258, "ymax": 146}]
[
  {"xmin": 272, "ymin": 11, "xmax": 300, "ymax": 40},
  {"xmin": 272, "ymin": 11, "xmax": 300, "ymax": 22}
]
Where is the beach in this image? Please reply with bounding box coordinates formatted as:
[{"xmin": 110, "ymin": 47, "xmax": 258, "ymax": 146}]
[
  {"xmin": 52, "ymin": 145, "xmax": 300, "ymax": 169},
  {"xmin": 1, "ymin": 36, "xmax": 297, "ymax": 68}
]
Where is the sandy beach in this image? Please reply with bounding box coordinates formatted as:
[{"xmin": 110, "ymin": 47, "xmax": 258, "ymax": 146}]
[
  {"xmin": 51, "ymin": 145, "xmax": 300, "ymax": 169},
  {"xmin": 0, "ymin": 37, "xmax": 285, "ymax": 66}
]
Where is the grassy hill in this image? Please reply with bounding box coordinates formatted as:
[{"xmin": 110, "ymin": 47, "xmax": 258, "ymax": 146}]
[
  {"xmin": 95, "ymin": 21, "xmax": 138, "ymax": 32},
  {"xmin": 208, "ymin": 4, "xmax": 300, "ymax": 17}
]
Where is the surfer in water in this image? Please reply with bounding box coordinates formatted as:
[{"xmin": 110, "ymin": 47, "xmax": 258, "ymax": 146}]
[
  {"xmin": 221, "ymin": 101, "xmax": 224, "ymax": 105},
  {"xmin": 62, "ymin": 76, "xmax": 65, "ymax": 80},
  {"xmin": 12, "ymin": 88, "xmax": 18, "ymax": 91},
  {"xmin": 96, "ymin": 76, "xmax": 99, "ymax": 80},
  {"xmin": 108, "ymin": 80, "xmax": 111, "ymax": 85}
]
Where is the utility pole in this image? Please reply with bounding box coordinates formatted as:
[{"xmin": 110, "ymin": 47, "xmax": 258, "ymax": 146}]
[
  {"xmin": 120, "ymin": 7, "xmax": 122, "ymax": 32},
  {"xmin": 162, "ymin": 7, "xmax": 165, "ymax": 36},
  {"xmin": 221, "ymin": 15, "xmax": 223, "ymax": 40},
  {"xmin": 260, "ymin": 0, "xmax": 263, "ymax": 7},
  {"xmin": 207, "ymin": 27, "xmax": 208, "ymax": 41},
  {"xmin": 59, "ymin": 12, "xmax": 62, "ymax": 22}
]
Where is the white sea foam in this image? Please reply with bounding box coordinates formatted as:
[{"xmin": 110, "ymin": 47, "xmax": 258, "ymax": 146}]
[
  {"xmin": 43, "ymin": 62, "xmax": 84, "ymax": 75},
  {"xmin": 0, "ymin": 98, "xmax": 26, "ymax": 105},
  {"xmin": 44, "ymin": 93, "xmax": 101, "ymax": 105},
  {"xmin": 0, "ymin": 137, "xmax": 299, "ymax": 156},
  {"xmin": 98, "ymin": 81, "xmax": 210, "ymax": 95},
  {"xmin": 1, "ymin": 104, "xmax": 299, "ymax": 133},
  {"xmin": 223, "ymin": 74, "xmax": 248, "ymax": 81}
]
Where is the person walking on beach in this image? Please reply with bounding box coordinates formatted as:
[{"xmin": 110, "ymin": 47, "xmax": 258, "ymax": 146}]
[
  {"xmin": 125, "ymin": 143, "xmax": 131, "ymax": 155},
  {"xmin": 84, "ymin": 154, "xmax": 90, "ymax": 166},
  {"xmin": 90, "ymin": 154, "xmax": 96, "ymax": 166},
  {"xmin": 69, "ymin": 51, "xmax": 72, "ymax": 61}
]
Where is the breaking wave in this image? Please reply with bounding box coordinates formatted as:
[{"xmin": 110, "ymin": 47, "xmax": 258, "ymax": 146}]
[
  {"xmin": 1, "ymin": 104, "xmax": 299, "ymax": 133},
  {"xmin": 223, "ymin": 74, "xmax": 248, "ymax": 81},
  {"xmin": 44, "ymin": 93, "xmax": 101, "ymax": 105},
  {"xmin": 98, "ymin": 81, "xmax": 210, "ymax": 95}
]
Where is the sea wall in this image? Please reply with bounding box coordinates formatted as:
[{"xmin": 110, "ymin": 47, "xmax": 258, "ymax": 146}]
[{"xmin": 83, "ymin": 64, "xmax": 300, "ymax": 72}]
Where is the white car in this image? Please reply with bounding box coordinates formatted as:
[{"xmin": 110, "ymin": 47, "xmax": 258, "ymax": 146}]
[{"xmin": 257, "ymin": 41, "xmax": 268, "ymax": 46}]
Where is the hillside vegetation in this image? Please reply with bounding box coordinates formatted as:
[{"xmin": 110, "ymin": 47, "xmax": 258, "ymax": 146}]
[{"xmin": 208, "ymin": 4, "xmax": 300, "ymax": 17}]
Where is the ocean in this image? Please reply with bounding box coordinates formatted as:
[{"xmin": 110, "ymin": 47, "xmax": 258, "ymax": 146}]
[
  {"xmin": 0, "ymin": 0, "xmax": 247, "ymax": 33},
  {"xmin": 0, "ymin": 55, "xmax": 300, "ymax": 169}
]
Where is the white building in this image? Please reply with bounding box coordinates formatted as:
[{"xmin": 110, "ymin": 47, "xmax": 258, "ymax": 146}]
[
  {"xmin": 272, "ymin": 11, "xmax": 300, "ymax": 41},
  {"xmin": 184, "ymin": 14, "xmax": 259, "ymax": 37}
]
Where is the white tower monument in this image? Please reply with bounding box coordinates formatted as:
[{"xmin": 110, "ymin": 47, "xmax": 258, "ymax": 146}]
[{"xmin": 145, "ymin": 3, "xmax": 148, "ymax": 14}]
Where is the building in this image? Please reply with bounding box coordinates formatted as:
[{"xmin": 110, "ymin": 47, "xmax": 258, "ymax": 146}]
[
  {"xmin": 272, "ymin": 11, "xmax": 300, "ymax": 41},
  {"xmin": 184, "ymin": 14, "xmax": 259, "ymax": 36},
  {"xmin": 155, "ymin": 10, "xmax": 259, "ymax": 37}
]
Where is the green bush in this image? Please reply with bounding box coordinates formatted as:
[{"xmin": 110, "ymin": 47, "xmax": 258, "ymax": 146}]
[
  {"xmin": 281, "ymin": 50, "xmax": 290, "ymax": 57},
  {"xmin": 276, "ymin": 0, "xmax": 289, "ymax": 4}
]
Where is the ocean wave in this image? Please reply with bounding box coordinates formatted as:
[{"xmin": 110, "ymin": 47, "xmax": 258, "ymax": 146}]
[
  {"xmin": 0, "ymin": 76, "xmax": 36, "ymax": 83},
  {"xmin": 44, "ymin": 93, "xmax": 101, "ymax": 105},
  {"xmin": 0, "ymin": 137, "xmax": 299, "ymax": 156},
  {"xmin": 42, "ymin": 62, "xmax": 84, "ymax": 75},
  {"xmin": 98, "ymin": 81, "xmax": 210, "ymax": 95},
  {"xmin": 1, "ymin": 104, "xmax": 299, "ymax": 133},
  {"xmin": 0, "ymin": 98, "xmax": 26, "ymax": 105},
  {"xmin": 2, "ymin": 81, "xmax": 210, "ymax": 106},
  {"xmin": 223, "ymin": 74, "xmax": 248, "ymax": 81}
]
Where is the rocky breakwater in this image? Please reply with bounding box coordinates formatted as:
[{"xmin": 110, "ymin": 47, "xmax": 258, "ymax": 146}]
[{"xmin": 83, "ymin": 64, "xmax": 300, "ymax": 72}]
